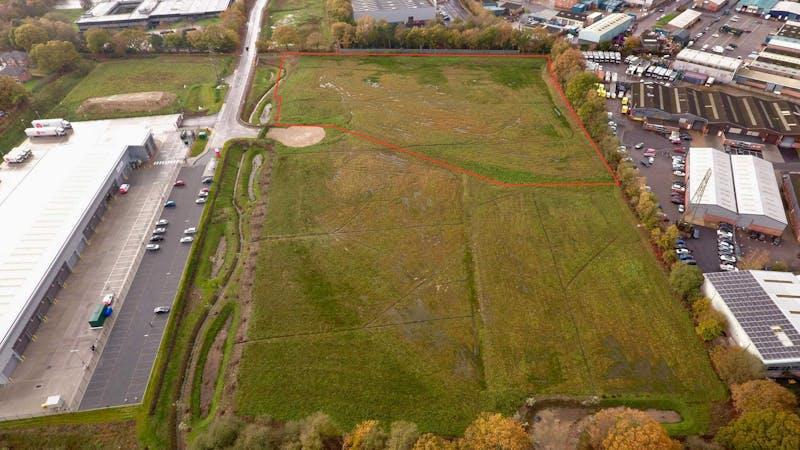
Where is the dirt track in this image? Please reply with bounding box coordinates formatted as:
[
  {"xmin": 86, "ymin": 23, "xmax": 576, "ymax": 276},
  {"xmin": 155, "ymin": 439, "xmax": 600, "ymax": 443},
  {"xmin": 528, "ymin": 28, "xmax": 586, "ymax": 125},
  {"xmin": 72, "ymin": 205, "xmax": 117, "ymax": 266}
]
[
  {"xmin": 78, "ymin": 91, "xmax": 176, "ymax": 114},
  {"xmin": 266, "ymin": 126, "xmax": 325, "ymax": 147}
]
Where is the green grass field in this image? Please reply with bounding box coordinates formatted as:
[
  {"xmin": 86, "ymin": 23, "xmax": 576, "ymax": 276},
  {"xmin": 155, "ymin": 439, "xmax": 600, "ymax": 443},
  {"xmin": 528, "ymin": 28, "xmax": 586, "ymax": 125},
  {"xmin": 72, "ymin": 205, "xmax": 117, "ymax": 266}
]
[
  {"xmin": 263, "ymin": 0, "xmax": 330, "ymax": 48},
  {"xmin": 236, "ymin": 56, "xmax": 726, "ymax": 435},
  {"xmin": 52, "ymin": 55, "xmax": 231, "ymax": 120},
  {"xmin": 242, "ymin": 60, "xmax": 277, "ymax": 123}
]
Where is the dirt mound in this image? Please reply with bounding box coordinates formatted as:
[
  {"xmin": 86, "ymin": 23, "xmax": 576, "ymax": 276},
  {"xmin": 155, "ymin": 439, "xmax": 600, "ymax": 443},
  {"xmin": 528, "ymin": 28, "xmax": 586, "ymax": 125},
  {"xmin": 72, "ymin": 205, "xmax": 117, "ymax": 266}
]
[
  {"xmin": 267, "ymin": 126, "xmax": 325, "ymax": 147},
  {"xmin": 77, "ymin": 91, "xmax": 177, "ymax": 114}
]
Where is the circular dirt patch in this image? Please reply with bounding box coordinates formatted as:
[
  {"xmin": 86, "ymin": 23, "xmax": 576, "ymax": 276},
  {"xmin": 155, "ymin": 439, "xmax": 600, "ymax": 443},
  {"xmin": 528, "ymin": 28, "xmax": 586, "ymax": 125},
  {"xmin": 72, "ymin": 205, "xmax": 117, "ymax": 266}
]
[
  {"xmin": 78, "ymin": 91, "xmax": 176, "ymax": 115},
  {"xmin": 267, "ymin": 126, "xmax": 325, "ymax": 147}
]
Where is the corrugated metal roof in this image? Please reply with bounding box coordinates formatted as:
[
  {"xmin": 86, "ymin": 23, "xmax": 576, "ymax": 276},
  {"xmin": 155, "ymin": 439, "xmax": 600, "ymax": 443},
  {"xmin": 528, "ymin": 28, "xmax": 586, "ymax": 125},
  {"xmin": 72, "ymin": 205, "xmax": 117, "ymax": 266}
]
[
  {"xmin": 688, "ymin": 147, "xmax": 737, "ymax": 213},
  {"xmin": 731, "ymin": 155, "xmax": 788, "ymax": 225},
  {"xmin": 676, "ymin": 48, "xmax": 742, "ymax": 72}
]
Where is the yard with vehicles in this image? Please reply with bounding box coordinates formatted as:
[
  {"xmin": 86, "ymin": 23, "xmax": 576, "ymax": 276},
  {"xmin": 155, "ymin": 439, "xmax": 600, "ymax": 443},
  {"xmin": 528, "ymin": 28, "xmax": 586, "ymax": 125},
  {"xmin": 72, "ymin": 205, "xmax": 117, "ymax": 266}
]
[
  {"xmin": 234, "ymin": 55, "xmax": 726, "ymax": 435},
  {"xmin": 50, "ymin": 55, "xmax": 232, "ymax": 121}
]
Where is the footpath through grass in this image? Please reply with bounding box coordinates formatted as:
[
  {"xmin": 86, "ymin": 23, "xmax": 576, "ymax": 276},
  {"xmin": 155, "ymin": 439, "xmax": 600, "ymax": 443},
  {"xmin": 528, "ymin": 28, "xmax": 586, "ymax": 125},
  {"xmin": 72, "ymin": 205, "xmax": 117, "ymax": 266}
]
[
  {"xmin": 53, "ymin": 55, "xmax": 232, "ymax": 121},
  {"xmin": 238, "ymin": 55, "xmax": 726, "ymax": 435}
]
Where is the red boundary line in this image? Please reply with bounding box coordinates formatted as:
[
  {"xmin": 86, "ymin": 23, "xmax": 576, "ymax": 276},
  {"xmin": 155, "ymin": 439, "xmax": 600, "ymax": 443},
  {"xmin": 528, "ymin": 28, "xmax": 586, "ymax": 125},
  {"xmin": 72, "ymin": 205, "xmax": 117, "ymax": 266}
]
[{"xmin": 271, "ymin": 52, "xmax": 620, "ymax": 188}]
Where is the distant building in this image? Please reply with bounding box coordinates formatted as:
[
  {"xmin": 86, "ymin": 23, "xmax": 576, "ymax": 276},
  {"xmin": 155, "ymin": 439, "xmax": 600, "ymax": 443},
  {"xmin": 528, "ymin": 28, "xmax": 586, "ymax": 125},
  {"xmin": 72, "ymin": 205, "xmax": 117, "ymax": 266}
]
[
  {"xmin": 76, "ymin": 0, "xmax": 232, "ymax": 30},
  {"xmin": 351, "ymin": 0, "xmax": 435, "ymax": 23},
  {"xmin": 667, "ymin": 8, "xmax": 702, "ymax": 30},
  {"xmin": 738, "ymin": 0, "xmax": 779, "ymax": 15},
  {"xmin": 703, "ymin": 270, "xmax": 800, "ymax": 373},
  {"xmin": 735, "ymin": 21, "xmax": 800, "ymax": 98},
  {"xmin": 625, "ymin": 0, "xmax": 668, "ymax": 7},
  {"xmin": 554, "ymin": 0, "xmax": 578, "ymax": 11},
  {"xmin": 673, "ymin": 48, "xmax": 742, "ymax": 83},
  {"xmin": 686, "ymin": 147, "xmax": 787, "ymax": 235},
  {"xmin": 770, "ymin": 0, "xmax": 800, "ymax": 20},
  {"xmin": 629, "ymin": 82, "xmax": 800, "ymax": 149},
  {"xmin": 577, "ymin": 13, "xmax": 633, "ymax": 44},
  {"xmin": 696, "ymin": 0, "xmax": 727, "ymax": 12},
  {"xmin": 0, "ymin": 51, "xmax": 30, "ymax": 83}
]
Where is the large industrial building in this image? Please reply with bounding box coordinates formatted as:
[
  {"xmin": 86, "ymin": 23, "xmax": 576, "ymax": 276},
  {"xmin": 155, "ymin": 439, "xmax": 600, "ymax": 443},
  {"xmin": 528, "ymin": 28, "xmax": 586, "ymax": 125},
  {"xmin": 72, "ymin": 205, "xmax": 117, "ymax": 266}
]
[
  {"xmin": 735, "ymin": 20, "xmax": 800, "ymax": 98},
  {"xmin": 577, "ymin": 13, "xmax": 632, "ymax": 44},
  {"xmin": 667, "ymin": 9, "xmax": 702, "ymax": 30},
  {"xmin": 0, "ymin": 121, "xmax": 155, "ymax": 384},
  {"xmin": 703, "ymin": 270, "xmax": 800, "ymax": 373},
  {"xmin": 629, "ymin": 82, "xmax": 800, "ymax": 150},
  {"xmin": 673, "ymin": 48, "xmax": 742, "ymax": 83},
  {"xmin": 686, "ymin": 147, "xmax": 787, "ymax": 235},
  {"xmin": 351, "ymin": 0, "xmax": 434, "ymax": 23},
  {"xmin": 76, "ymin": 0, "xmax": 232, "ymax": 30}
]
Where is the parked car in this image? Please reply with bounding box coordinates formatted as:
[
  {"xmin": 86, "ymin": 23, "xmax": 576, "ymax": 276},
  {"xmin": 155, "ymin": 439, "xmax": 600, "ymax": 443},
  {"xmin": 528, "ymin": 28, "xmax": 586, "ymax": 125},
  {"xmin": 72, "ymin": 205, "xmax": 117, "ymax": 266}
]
[
  {"xmin": 676, "ymin": 248, "xmax": 691, "ymax": 255},
  {"xmin": 773, "ymin": 236, "xmax": 782, "ymax": 246},
  {"xmin": 149, "ymin": 235, "xmax": 164, "ymax": 242},
  {"xmin": 634, "ymin": 142, "xmax": 645, "ymax": 149},
  {"xmin": 720, "ymin": 263, "xmax": 737, "ymax": 271},
  {"xmin": 164, "ymin": 200, "xmax": 176, "ymax": 207},
  {"xmin": 153, "ymin": 227, "xmax": 167, "ymax": 235},
  {"xmin": 154, "ymin": 306, "xmax": 170, "ymax": 314},
  {"xmin": 678, "ymin": 204, "xmax": 685, "ymax": 213},
  {"xmin": 146, "ymin": 244, "xmax": 160, "ymax": 251},
  {"xmin": 719, "ymin": 223, "xmax": 733, "ymax": 231},
  {"xmin": 692, "ymin": 228, "xmax": 701, "ymax": 239},
  {"xmin": 671, "ymin": 197, "xmax": 684, "ymax": 204},
  {"xmin": 672, "ymin": 186, "xmax": 686, "ymax": 193},
  {"xmin": 720, "ymin": 254, "xmax": 737, "ymax": 263},
  {"xmin": 157, "ymin": 219, "xmax": 169, "ymax": 226},
  {"xmin": 717, "ymin": 230, "xmax": 733, "ymax": 239},
  {"xmin": 673, "ymin": 170, "xmax": 686, "ymax": 177},
  {"xmin": 198, "ymin": 191, "xmax": 209, "ymax": 198},
  {"xmin": 195, "ymin": 197, "xmax": 207, "ymax": 204},
  {"xmin": 180, "ymin": 236, "xmax": 194, "ymax": 243},
  {"xmin": 673, "ymin": 147, "xmax": 686, "ymax": 154},
  {"xmin": 119, "ymin": 184, "xmax": 130, "ymax": 194},
  {"xmin": 681, "ymin": 258, "xmax": 697, "ymax": 265},
  {"xmin": 640, "ymin": 159, "xmax": 653, "ymax": 167},
  {"xmin": 184, "ymin": 227, "xmax": 197, "ymax": 234},
  {"xmin": 679, "ymin": 253, "xmax": 695, "ymax": 261},
  {"xmin": 174, "ymin": 179, "xmax": 185, "ymax": 187}
]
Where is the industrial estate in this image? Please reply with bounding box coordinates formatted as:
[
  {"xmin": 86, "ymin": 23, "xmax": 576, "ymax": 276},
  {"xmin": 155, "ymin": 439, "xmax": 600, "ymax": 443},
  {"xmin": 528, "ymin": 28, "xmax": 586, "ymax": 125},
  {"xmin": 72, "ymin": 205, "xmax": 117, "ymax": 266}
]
[{"xmin": 2, "ymin": 0, "xmax": 800, "ymax": 449}]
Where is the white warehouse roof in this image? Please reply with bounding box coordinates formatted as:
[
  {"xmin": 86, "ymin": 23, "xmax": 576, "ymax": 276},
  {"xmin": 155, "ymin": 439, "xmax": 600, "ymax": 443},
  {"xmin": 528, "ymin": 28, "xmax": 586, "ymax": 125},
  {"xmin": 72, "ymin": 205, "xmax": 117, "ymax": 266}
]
[
  {"xmin": 731, "ymin": 155, "xmax": 788, "ymax": 225},
  {"xmin": 676, "ymin": 48, "xmax": 743, "ymax": 72},
  {"xmin": 668, "ymin": 9, "xmax": 702, "ymax": 29},
  {"xmin": 772, "ymin": 1, "xmax": 800, "ymax": 15},
  {"xmin": 688, "ymin": 147, "xmax": 737, "ymax": 213},
  {"xmin": 0, "ymin": 121, "xmax": 149, "ymax": 349}
]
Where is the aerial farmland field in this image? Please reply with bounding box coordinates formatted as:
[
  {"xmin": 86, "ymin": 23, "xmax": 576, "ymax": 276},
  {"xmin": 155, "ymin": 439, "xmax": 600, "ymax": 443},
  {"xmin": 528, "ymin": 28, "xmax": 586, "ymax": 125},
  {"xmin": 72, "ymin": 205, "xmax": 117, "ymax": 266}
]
[{"xmin": 236, "ymin": 55, "xmax": 725, "ymax": 435}]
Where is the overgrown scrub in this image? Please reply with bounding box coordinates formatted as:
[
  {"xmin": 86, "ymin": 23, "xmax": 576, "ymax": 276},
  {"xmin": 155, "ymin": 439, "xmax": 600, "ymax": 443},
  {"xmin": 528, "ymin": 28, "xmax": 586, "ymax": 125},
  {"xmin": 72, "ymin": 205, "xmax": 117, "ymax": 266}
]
[{"xmin": 190, "ymin": 302, "xmax": 236, "ymax": 420}]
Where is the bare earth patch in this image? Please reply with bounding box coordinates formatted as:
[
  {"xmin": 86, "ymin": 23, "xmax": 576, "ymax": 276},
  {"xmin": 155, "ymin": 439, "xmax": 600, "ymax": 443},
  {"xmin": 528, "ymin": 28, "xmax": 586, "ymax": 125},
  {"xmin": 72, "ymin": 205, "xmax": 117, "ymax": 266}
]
[
  {"xmin": 77, "ymin": 91, "xmax": 176, "ymax": 114},
  {"xmin": 267, "ymin": 126, "xmax": 325, "ymax": 147},
  {"xmin": 200, "ymin": 316, "xmax": 231, "ymax": 418}
]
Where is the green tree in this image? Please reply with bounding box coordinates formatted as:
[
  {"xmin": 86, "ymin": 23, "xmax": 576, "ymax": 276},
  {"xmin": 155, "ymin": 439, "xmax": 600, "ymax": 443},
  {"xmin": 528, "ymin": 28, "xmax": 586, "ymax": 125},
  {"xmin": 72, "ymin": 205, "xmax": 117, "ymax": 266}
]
[
  {"xmin": 550, "ymin": 37, "xmax": 571, "ymax": 58},
  {"xmin": 565, "ymin": 71, "xmax": 599, "ymax": 109},
  {"xmin": 622, "ymin": 36, "xmax": 641, "ymax": 55},
  {"xmin": 668, "ymin": 263, "xmax": 703, "ymax": 301},
  {"xmin": 576, "ymin": 91, "xmax": 606, "ymax": 138},
  {"xmin": 584, "ymin": 407, "xmax": 679, "ymax": 450},
  {"xmin": 459, "ymin": 413, "xmax": 531, "ymax": 450},
  {"xmin": 298, "ymin": 412, "xmax": 340, "ymax": 450},
  {"xmin": 12, "ymin": 23, "xmax": 48, "ymax": 51},
  {"xmin": 710, "ymin": 345, "xmax": 765, "ymax": 385},
  {"xmin": 387, "ymin": 421, "xmax": 419, "ymax": 450},
  {"xmin": 731, "ymin": 380, "xmax": 798, "ymax": 414},
  {"xmin": 149, "ymin": 33, "xmax": 164, "ymax": 52},
  {"xmin": 306, "ymin": 31, "xmax": 323, "ymax": 50},
  {"xmin": 0, "ymin": 75, "xmax": 29, "ymax": 110},
  {"xmin": 552, "ymin": 47, "xmax": 585, "ymax": 84},
  {"xmin": 696, "ymin": 316, "xmax": 725, "ymax": 341},
  {"xmin": 716, "ymin": 409, "xmax": 800, "ymax": 450},
  {"xmin": 272, "ymin": 25, "xmax": 299, "ymax": 50},
  {"xmin": 655, "ymin": 224, "xmax": 679, "ymax": 252},
  {"xmin": 344, "ymin": 420, "xmax": 387, "ymax": 450},
  {"xmin": 110, "ymin": 28, "xmax": 149, "ymax": 56},
  {"xmin": 191, "ymin": 416, "xmax": 242, "ymax": 450},
  {"xmin": 164, "ymin": 32, "xmax": 187, "ymax": 49},
  {"xmin": 635, "ymin": 192, "xmax": 658, "ymax": 229},
  {"xmin": 413, "ymin": 434, "xmax": 455, "ymax": 450},
  {"xmin": 29, "ymin": 40, "xmax": 79, "ymax": 73},
  {"xmin": 85, "ymin": 28, "xmax": 111, "ymax": 54}
]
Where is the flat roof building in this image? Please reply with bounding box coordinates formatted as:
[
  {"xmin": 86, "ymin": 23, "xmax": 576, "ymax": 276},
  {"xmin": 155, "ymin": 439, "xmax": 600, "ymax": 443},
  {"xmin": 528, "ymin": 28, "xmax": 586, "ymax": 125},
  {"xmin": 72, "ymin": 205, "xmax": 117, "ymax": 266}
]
[
  {"xmin": 770, "ymin": 0, "xmax": 800, "ymax": 20},
  {"xmin": 0, "ymin": 121, "xmax": 155, "ymax": 384},
  {"xmin": 704, "ymin": 270, "xmax": 800, "ymax": 372},
  {"xmin": 736, "ymin": 21, "xmax": 800, "ymax": 98},
  {"xmin": 351, "ymin": 0, "xmax": 435, "ymax": 23},
  {"xmin": 697, "ymin": 0, "xmax": 727, "ymax": 12},
  {"xmin": 577, "ymin": 13, "xmax": 632, "ymax": 44},
  {"xmin": 76, "ymin": 0, "xmax": 232, "ymax": 30},
  {"xmin": 668, "ymin": 9, "xmax": 702, "ymax": 29},
  {"xmin": 686, "ymin": 148, "xmax": 787, "ymax": 235},
  {"xmin": 738, "ymin": 0, "xmax": 779, "ymax": 14}
]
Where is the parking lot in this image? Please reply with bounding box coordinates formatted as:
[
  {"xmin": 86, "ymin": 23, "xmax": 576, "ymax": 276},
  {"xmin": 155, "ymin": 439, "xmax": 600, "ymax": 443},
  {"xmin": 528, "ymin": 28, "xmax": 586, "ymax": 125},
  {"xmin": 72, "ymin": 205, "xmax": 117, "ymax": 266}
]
[
  {"xmin": 689, "ymin": 12, "xmax": 776, "ymax": 60},
  {"xmin": 610, "ymin": 104, "xmax": 800, "ymax": 274},
  {"xmin": 79, "ymin": 161, "xmax": 207, "ymax": 409}
]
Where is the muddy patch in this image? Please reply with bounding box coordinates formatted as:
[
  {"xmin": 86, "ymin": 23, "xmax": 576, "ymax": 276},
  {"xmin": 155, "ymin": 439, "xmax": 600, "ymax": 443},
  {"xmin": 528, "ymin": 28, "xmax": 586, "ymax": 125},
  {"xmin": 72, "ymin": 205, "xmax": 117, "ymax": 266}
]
[
  {"xmin": 78, "ymin": 91, "xmax": 176, "ymax": 114},
  {"xmin": 200, "ymin": 315, "xmax": 231, "ymax": 418},
  {"xmin": 267, "ymin": 126, "xmax": 325, "ymax": 147},
  {"xmin": 248, "ymin": 154, "xmax": 263, "ymax": 201}
]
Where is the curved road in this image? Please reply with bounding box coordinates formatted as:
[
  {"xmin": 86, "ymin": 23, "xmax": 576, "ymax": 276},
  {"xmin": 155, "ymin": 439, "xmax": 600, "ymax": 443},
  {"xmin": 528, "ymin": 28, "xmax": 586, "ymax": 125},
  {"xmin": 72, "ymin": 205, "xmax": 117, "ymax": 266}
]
[{"xmin": 207, "ymin": 0, "xmax": 269, "ymax": 150}]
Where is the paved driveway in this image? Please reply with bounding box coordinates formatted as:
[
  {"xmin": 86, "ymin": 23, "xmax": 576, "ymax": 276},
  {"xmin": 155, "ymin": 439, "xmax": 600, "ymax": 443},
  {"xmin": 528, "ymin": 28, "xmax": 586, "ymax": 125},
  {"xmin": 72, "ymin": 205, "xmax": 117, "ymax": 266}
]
[{"xmin": 80, "ymin": 164, "xmax": 206, "ymax": 409}]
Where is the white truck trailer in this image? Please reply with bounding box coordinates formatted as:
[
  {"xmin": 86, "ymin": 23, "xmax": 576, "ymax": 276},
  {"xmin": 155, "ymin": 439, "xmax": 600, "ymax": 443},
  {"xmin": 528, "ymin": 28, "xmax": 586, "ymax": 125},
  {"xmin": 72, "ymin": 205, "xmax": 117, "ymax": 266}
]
[
  {"xmin": 31, "ymin": 118, "xmax": 72, "ymax": 129},
  {"xmin": 25, "ymin": 127, "xmax": 67, "ymax": 137}
]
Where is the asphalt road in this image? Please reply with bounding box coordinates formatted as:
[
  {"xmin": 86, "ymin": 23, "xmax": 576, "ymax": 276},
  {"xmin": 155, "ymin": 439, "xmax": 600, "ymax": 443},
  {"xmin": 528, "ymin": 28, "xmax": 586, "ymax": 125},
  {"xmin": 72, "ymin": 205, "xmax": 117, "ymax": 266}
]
[{"xmin": 80, "ymin": 164, "xmax": 206, "ymax": 409}]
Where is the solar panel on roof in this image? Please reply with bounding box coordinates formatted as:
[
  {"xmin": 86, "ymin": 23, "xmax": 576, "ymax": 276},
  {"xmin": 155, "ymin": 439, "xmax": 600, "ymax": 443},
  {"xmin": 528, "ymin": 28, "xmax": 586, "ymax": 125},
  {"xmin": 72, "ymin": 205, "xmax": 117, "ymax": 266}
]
[{"xmin": 707, "ymin": 272, "xmax": 800, "ymax": 360}]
